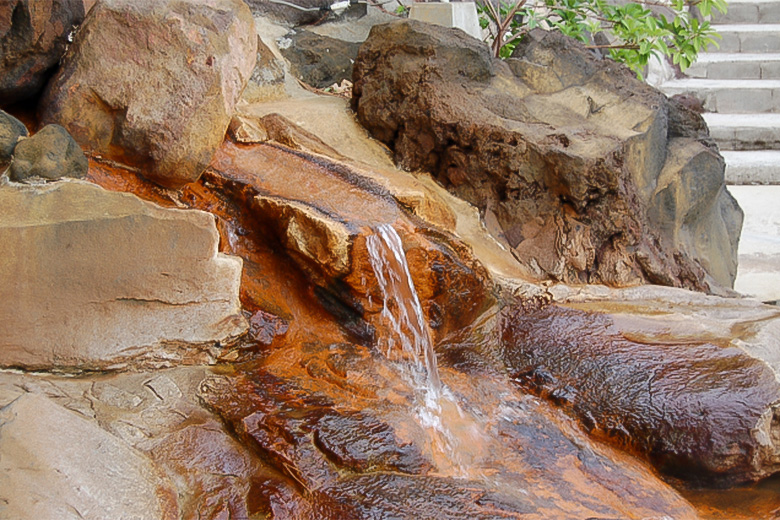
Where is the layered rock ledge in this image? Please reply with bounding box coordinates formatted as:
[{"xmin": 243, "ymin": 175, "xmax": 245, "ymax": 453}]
[{"xmin": 0, "ymin": 179, "xmax": 246, "ymax": 371}]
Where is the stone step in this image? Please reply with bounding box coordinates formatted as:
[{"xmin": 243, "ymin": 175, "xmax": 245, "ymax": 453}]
[
  {"xmin": 703, "ymin": 112, "xmax": 780, "ymax": 150},
  {"xmin": 722, "ymin": 150, "xmax": 780, "ymax": 183},
  {"xmin": 710, "ymin": 24, "xmax": 780, "ymax": 53},
  {"xmin": 728, "ymin": 185, "xmax": 780, "ymax": 303},
  {"xmin": 663, "ymin": 78, "xmax": 780, "ymax": 113},
  {"xmin": 686, "ymin": 52, "xmax": 780, "ymax": 79},
  {"xmin": 711, "ymin": 0, "xmax": 780, "ymax": 25}
]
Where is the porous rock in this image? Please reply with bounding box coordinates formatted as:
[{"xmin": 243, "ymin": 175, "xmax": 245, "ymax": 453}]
[
  {"xmin": 241, "ymin": 36, "xmax": 287, "ymax": 104},
  {"xmin": 39, "ymin": 0, "xmax": 256, "ymax": 188},
  {"xmin": 352, "ymin": 22, "xmax": 743, "ymax": 293},
  {"xmin": 0, "ymin": 0, "xmax": 85, "ymax": 103},
  {"xmin": 9, "ymin": 123, "xmax": 87, "ymax": 181},
  {"xmin": 0, "ymin": 179, "xmax": 247, "ymax": 371}
]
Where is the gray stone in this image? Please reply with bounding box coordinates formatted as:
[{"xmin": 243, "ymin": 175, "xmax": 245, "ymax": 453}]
[
  {"xmin": 0, "ymin": 109, "xmax": 27, "ymax": 164},
  {"xmin": 8, "ymin": 124, "xmax": 87, "ymax": 182},
  {"xmin": 279, "ymin": 29, "xmax": 360, "ymax": 89},
  {"xmin": 0, "ymin": 393, "xmax": 178, "ymax": 520},
  {"xmin": 241, "ymin": 36, "xmax": 287, "ymax": 103}
]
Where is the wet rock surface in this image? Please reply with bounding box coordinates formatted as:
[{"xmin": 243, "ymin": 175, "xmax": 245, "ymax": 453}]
[
  {"xmin": 502, "ymin": 285, "xmax": 780, "ymax": 484},
  {"xmin": 352, "ymin": 21, "xmax": 743, "ymax": 293},
  {"xmin": 0, "ymin": 0, "xmax": 85, "ymax": 103},
  {"xmin": 39, "ymin": 0, "xmax": 256, "ymax": 188},
  {"xmin": 0, "ymin": 179, "xmax": 246, "ymax": 371}
]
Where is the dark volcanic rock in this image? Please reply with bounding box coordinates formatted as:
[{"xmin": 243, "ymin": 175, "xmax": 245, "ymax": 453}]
[
  {"xmin": 352, "ymin": 21, "xmax": 743, "ymax": 293},
  {"xmin": 9, "ymin": 124, "xmax": 87, "ymax": 181},
  {"xmin": 0, "ymin": 0, "xmax": 85, "ymax": 104},
  {"xmin": 0, "ymin": 109, "xmax": 28, "ymax": 165},
  {"xmin": 280, "ymin": 30, "xmax": 360, "ymax": 88}
]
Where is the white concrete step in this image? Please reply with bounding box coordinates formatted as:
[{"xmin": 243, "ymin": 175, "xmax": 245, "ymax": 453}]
[
  {"xmin": 722, "ymin": 150, "xmax": 780, "ymax": 183},
  {"xmin": 712, "ymin": 0, "xmax": 780, "ymax": 24},
  {"xmin": 686, "ymin": 53, "xmax": 780, "ymax": 79},
  {"xmin": 728, "ymin": 184, "xmax": 780, "ymax": 303},
  {"xmin": 703, "ymin": 112, "xmax": 780, "ymax": 150},
  {"xmin": 710, "ymin": 24, "xmax": 780, "ymax": 53},
  {"xmin": 663, "ymin": 78, "xmax": 780, "ymax": 113}
]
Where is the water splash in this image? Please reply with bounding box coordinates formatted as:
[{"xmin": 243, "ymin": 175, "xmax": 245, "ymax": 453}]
[{"xmin": 366, "ymin": 224, "xmax": 481, "ymax": 477}]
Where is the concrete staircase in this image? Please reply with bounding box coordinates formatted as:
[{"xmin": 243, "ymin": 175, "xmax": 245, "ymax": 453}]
[
  {"xmin": 660, "ymin": 2, "xmax": 780, "ymax": 304},
  {"xmin": 661, "ymin": 0, "xmax": 780, "ymax": 185}
]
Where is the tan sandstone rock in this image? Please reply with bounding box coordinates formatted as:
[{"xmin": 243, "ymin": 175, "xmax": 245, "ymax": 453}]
[
  {"xmin": 39, "ymin": 0, "xmax": 256, "ymax": 188},
  {"xmin": 0, "ymin": 392, "xmax": 178, "ymax": 519},
  {"xmin": 0, "ymin": 179, "xmax": 246, "ymax": 371}
]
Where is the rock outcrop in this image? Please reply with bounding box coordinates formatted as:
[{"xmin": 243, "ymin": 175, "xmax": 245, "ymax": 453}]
[
  {"xmin": 0, "ymin": 179, "xmax": 246, "ymax": 371},
  {"xmin": 502, "ymin": 283, "xmax": 780, "ymax": 484},
  {"xmin": 0, "ymin": 0, "xmax": 85, "ymax": 103},
  {"xmin": 39, "ymin": 0, "xmax": 256, "ymax": 188},
  {"xmin": 0, "ymin": 393, "xmax": 178, "ymax": 519},
  {"xmin": 352, "ymin": 22, "xmax": 743, "ymax": 293},
  {"xmin": 9, "ymin": 124, "xmax": 87, "ymax": 181}
]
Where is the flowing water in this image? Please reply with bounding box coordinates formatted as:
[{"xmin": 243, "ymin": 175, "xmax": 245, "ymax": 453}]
[{"xmin": 366, "ymin": 223, "xmax": 480, "ymax": 477}]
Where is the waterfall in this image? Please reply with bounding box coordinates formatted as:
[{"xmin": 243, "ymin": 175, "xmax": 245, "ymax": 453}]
[
  {"xmin": 366, "ymin": 224, "xmax": 482, "ymax": 477},
  {"xmin": 366, "ymin": 224, "xmax": 442, "ymax": 403}
]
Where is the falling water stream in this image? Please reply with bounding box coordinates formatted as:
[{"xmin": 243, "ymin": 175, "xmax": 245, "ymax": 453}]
[{"xmin": 366, "ymin": 224, "xmax": 482, "ymax": 478}]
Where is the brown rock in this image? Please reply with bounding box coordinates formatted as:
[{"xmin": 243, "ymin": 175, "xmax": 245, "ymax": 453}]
[
  {"xmin": 0, "ymin": 393, "xmax": 178, "ymax": 519},
  {"xmin": 0, "ymin": 179, "xmax": 247, "ymax": 371},
  {"xmin": 39, "ymin": 0, "xmax": 256, "ymax": 188},
  {"xmin": 502, "ymin": 284, "xmax": 780, "ymax": 484},
  {"xmin": 0, "ymin": 0, "xmax": 85, "ymax": 103},
  {"xmin": 352, "ymin": 21, "xmax": 742, "ymax": 293}
]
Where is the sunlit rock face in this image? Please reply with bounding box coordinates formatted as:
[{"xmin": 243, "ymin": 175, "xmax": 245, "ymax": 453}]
[
  {"xmin": 39, "ymin": 0, "xmax": 257, "ymax": 188},
  {"xmin": 0, "ymin": 179, "xmax": 246, "ymax": 371},
  {"xmin": 352, "ymin": 21, "xmax": 743, "ymax": 293}
]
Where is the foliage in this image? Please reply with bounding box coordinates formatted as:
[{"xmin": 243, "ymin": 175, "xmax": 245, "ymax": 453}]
[{"xmin": 477, "ymin": 0, "xmax": 727, "ymax": 77}]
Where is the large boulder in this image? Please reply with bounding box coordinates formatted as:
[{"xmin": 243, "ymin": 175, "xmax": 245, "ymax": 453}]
[
  {"xmin": 352, "ymin": 22, "xmax": 743, "ymax": 293},
  {"xmin": 0, "ymin": 0, "xmax": 85, "ymax": 104},
  {"xmin": 0, "ymin": 179, "xmax": 247, "ymax": 371},
  {"xmin": 39, "ymin": 0, "xmax": 256, "ymax": 188}
]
